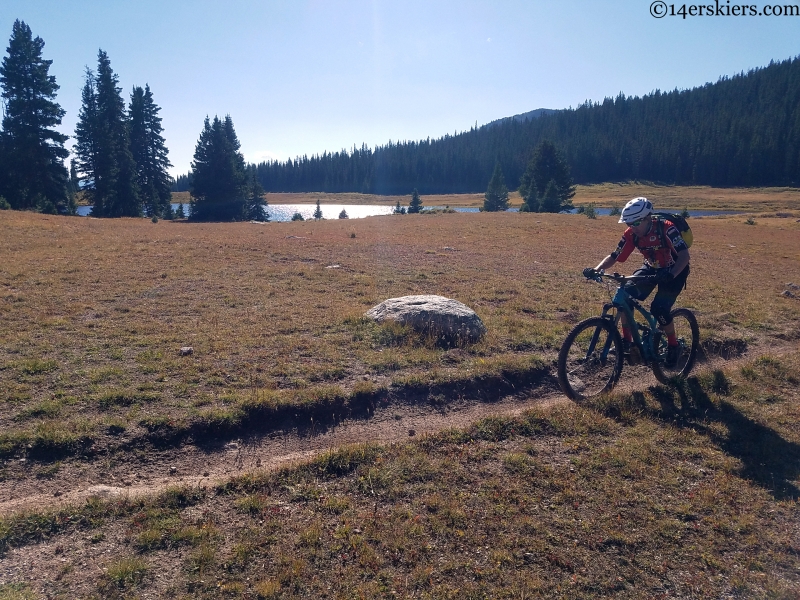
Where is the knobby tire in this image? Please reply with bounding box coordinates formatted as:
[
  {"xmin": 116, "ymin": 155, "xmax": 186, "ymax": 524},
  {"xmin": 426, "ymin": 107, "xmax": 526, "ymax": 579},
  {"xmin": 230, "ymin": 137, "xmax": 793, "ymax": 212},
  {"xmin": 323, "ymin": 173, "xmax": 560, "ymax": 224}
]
[{"xmin": 557, "ymin": 317, "xmax": 624, "ymax": 400}]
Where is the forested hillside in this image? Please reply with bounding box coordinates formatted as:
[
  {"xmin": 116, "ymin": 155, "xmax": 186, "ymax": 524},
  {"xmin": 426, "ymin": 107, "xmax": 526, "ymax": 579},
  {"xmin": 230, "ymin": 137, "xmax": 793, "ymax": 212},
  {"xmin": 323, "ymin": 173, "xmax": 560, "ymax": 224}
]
[{"xmin": 174, "ymin": 56, "xmax": 800, "ymax": 194}]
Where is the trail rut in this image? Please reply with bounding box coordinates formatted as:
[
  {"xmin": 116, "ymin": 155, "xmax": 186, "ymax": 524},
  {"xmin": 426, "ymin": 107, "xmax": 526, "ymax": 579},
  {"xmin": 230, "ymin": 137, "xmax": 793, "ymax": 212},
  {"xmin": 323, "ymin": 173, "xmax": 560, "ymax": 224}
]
[
  {"xmin": 0, "ymin": 382, "xmax": 564, "ymax": 516},
  {"xmin": 0, "ymin": 343, "xmax": 790, "ymax": 517}
]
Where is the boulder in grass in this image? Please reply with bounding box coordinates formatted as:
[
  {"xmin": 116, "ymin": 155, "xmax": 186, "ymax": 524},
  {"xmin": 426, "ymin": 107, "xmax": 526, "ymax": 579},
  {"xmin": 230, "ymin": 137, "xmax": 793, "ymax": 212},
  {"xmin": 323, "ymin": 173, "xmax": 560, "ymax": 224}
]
[{"xmin": 365, "ymin": 295, "xmax": 486, "ymax": 345}]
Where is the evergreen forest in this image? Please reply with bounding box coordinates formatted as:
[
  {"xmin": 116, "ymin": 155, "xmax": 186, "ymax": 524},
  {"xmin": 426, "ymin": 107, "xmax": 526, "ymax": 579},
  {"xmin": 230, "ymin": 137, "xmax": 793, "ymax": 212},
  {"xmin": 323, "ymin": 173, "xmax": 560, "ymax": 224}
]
[
  {"xmin": 171, "ymin": 56, "xmax": 800, "ymax": 194},
  {"xmin": 3, "ymin": 16, "xmax": 799, "ymax": 216},
  {"xmin": 0, "ymin": 20, "xmax": 172, "ymax": 218}
]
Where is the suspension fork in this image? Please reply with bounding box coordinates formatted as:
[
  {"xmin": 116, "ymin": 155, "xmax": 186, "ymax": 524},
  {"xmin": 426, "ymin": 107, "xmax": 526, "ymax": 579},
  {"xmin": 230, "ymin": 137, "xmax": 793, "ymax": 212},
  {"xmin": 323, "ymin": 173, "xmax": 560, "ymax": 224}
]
[
  {"xmin": 598, "ymin": 303, "xmax": 621, "ymax": 359},
  {"xmin": 581, "ymin": 303, "xmax": 619, "ymax": 363}
]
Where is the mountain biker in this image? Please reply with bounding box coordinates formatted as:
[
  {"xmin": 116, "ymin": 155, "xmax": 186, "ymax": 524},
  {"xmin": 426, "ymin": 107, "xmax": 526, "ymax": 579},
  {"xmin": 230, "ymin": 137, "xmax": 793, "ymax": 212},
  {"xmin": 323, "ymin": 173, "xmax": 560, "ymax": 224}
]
[{"xmin": 584, "ymin": 197, "xmax": 690, "ymax": 367}]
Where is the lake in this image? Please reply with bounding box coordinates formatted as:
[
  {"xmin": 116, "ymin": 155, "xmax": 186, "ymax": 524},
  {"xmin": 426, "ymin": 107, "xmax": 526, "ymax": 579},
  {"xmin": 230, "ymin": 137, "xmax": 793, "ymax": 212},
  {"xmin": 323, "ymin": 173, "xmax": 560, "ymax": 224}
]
[
  {"xmin": 75, "ymin": 204, "xmax": 742, "ymax": 220},
  {"xmin": 76, "ymin": 203, "xmax": 394, "ymax": 220}
]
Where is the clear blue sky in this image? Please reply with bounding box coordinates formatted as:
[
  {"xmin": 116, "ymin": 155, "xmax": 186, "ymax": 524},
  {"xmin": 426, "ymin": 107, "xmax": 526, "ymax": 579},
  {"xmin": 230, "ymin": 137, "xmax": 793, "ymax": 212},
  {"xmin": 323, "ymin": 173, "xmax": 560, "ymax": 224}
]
[{"xmin": 2, "ymin": 0, "xmax": 798, "ymax": 177}]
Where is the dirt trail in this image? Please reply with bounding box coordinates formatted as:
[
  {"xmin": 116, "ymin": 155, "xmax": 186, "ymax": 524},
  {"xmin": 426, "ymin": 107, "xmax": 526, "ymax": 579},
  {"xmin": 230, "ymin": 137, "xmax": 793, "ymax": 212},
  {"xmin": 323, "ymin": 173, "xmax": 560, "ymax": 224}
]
[
  {"xmin": 0, "ymin": 382, "xmax": 565, "ymax": 517},
  {"xmin": 0, "ymin": 345, "xmax": 789, "ymax": 517}
]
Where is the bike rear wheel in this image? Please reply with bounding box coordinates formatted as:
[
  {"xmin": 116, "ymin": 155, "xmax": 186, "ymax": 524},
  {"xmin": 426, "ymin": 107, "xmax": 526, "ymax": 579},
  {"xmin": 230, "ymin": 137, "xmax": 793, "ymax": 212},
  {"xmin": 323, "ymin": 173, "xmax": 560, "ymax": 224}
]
[
  {"xmin": 651, "ymin": 308, "xmax": 700, "ymax": 383},
  {"xmin": 558, "ymin": 317, "xmax": 624, "ymax": 400}
]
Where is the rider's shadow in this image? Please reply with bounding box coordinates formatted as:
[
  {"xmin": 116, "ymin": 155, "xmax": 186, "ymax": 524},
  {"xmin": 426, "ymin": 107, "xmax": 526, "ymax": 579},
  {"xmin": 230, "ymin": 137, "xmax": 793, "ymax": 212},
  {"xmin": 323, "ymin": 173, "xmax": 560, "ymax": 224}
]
[{"xmin": 647, "ymin": 378, "xmax": 800, "ymax": 501}]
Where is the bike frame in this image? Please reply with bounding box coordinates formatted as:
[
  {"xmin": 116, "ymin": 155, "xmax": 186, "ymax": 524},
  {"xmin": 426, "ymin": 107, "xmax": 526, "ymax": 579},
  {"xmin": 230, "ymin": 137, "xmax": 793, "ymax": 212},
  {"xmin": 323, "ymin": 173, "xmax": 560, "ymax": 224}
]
[{"xmin": 587, "ymin": 277, "xmax": 662, "ymax": 365}]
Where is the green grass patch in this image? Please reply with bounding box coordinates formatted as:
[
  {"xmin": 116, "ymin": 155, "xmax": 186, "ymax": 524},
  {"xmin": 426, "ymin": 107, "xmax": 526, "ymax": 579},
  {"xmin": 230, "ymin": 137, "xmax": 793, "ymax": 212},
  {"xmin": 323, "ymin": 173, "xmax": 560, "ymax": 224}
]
[
  {"xmin": 100, "ymin": 556, "xmax": 148, "ymax": 594},
  {"xmin": 97, "ymin": 389, "xmax": 160, "ymax": 409},
  {"xmin": 0, "ymin": 583, "xmax": 36, "ymax": 600},
  {"xmin": 17, "ymin": 359, "xmax": 57, "ymax": 375},
  {"xmin": 14, "ymin": 399, "xmax": 62, "ymax": 421}
]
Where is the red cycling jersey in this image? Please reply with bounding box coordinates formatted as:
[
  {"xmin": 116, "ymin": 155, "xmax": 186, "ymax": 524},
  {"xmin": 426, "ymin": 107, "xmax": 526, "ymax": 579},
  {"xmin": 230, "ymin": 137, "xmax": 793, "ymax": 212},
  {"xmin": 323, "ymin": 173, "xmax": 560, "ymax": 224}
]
[{"xmin": 610, "ymin": 218, "xmax": 688, "ymax": 269}]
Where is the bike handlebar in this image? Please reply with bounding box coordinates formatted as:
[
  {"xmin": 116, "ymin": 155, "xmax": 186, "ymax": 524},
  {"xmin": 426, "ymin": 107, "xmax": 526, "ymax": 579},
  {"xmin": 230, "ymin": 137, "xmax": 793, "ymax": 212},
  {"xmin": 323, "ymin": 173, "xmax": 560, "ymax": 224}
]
[{"xmin": 583, "ymin": 269, "xmax": 655, "ymax": 284}]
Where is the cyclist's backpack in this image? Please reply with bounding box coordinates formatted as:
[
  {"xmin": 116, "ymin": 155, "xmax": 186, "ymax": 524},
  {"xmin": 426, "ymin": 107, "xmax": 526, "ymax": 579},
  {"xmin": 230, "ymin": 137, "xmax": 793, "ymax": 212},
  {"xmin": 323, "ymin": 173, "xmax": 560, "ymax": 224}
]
[{"xmin": 652, "ymin": 212, "xmax": 693, "ymax": 249}]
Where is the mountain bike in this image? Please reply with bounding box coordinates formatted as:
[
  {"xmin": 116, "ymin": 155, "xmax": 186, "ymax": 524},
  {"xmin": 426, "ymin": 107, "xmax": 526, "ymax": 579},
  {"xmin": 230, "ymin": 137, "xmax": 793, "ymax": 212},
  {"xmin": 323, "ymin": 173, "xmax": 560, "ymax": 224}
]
[{"xmin": 557, "ymin": 270, "xmax": 699, "ymax": 400}]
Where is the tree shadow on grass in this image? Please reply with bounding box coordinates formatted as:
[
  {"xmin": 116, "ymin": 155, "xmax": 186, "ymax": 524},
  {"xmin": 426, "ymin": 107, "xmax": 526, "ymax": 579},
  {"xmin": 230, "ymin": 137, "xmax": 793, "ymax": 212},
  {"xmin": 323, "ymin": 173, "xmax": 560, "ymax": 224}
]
[{"xmin": 628, "ymin": 375, "xmax": 800, "ymax": 501}]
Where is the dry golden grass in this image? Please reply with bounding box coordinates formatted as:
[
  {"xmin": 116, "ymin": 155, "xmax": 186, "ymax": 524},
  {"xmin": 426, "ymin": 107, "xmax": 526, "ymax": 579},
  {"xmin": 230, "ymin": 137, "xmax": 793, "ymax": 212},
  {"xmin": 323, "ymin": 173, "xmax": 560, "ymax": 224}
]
[
  {"xmin": 171, "ymin": 184, "xmax": 800, "ymax": 211},
  {"xmin": 572, "ymin": 181, "xmax": 800, "ymax": 212},
  {"xmin": 1, "ymin": 352, "xmax": 798, "ymax": 598},
  {"xmin": 1, "ymin": 204, "xmax": 799, "ymax": 459},
  {"xmin": 1, "ymin": 192, "xmax": 800, "ymax": 598}
]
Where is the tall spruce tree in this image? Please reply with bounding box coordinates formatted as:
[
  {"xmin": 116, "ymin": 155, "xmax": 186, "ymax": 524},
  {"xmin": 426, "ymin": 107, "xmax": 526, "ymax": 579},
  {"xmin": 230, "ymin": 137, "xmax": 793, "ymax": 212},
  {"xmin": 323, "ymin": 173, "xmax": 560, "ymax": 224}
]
[
  {"xmin": 68, "ymin": 158, "xmax": 80, "ymax": 196},
  {"xmin": 129, "ymin": 84, "xmax": 172, "ymax": 217},
  {"xmin": 408, "ymin": 188, "xmax": 423, "ymax": 213},
  {"xmin": 0, "ymin": 20, "xmax": 69, "ymax": 212},
  {"xmin": 518, "ymin": 140, "xmax": 575, "ymax": 212},
  {"xmin": 245, "ymin": 166, "xmax": 268, "ymax": 221},
  {"xmin": 519, "ymin": 187, "xmax": 538, "ymax": 212},
  {"xmin": 74, "ymin": 68, "xmax": 101, "ymax": 212},
  {"xmin": 75, "ymin": 50, "xmax": 140, "ymax": 217},
  {"xmin": 95, "ymin": 50, "xmax": 140, "ymax": 217},
  {"xmin": 189, "ymin": 115, "xmax": 247, "ymax": 221},
  {"xmin": 483, "ymin": 162, "xmax": 509, "ymax": 211},
  {"xmin": 539, "ymin": 179, "xmax": 562, "ymax": 213}
]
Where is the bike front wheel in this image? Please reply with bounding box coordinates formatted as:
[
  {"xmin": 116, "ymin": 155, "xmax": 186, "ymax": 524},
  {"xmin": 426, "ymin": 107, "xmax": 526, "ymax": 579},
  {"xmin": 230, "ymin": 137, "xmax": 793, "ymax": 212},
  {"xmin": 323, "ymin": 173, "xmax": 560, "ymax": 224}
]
[
  {"xmin": 651, "ymin": 308, "xmax": 700, "ymax": 383},
  {"xmin": 558, "ymin": 317, "xmax": 624, "ymax": 400}
]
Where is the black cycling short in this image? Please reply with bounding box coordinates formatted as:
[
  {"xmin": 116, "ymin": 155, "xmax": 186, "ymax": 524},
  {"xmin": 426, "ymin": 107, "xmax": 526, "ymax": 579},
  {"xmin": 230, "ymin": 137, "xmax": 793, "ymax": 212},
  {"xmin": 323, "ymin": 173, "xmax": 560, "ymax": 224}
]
[{"xmin": 624, "ymin": 265, "xmax": 690, "ymax": 327}]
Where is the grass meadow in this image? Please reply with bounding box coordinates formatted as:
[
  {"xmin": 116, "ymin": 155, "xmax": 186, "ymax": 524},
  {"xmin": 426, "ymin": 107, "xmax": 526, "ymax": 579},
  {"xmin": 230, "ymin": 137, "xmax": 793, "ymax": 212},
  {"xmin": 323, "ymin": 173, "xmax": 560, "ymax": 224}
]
[
  {"xmin": 167, "ymin": 182, "xmax": 800, "ymax": 210},
  {"xmin": 0, "ymin": 187, "xmax": 799, "ymax": 597}
]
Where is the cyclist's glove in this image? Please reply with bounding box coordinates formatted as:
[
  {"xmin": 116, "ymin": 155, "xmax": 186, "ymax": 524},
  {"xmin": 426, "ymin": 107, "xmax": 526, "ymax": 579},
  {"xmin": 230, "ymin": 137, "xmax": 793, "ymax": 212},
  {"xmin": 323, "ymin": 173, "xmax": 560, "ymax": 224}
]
[
  {"xmin": 655, "ymin": 269, "xmax": 674, "ymax": 284},
  {"xmin": 583, "ymin": 267, "xmax": 599, "ymax": 280}
]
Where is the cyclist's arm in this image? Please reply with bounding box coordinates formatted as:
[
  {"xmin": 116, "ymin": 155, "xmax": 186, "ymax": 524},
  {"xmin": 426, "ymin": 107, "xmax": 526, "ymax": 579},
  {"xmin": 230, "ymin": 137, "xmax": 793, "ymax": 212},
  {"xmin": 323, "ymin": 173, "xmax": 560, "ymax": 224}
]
[
  {"xmin": 595, "ymin": 253, "xmax": 617, "ymax": 271},
  {"xmin": 595, "ymin": 231, "xmax": 633, "ymax": 271},
  {"xmin": 669, "ymin": 248, "xmax": 689, "ymax": 277}
]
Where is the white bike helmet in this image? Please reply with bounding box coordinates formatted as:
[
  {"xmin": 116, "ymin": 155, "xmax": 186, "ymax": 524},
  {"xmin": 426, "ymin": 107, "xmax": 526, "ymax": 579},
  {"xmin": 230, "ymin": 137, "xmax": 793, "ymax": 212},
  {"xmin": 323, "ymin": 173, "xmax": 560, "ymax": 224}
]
[{"xmin": 619, "ymin": 197, "xmax": 653, "ymax": 224}]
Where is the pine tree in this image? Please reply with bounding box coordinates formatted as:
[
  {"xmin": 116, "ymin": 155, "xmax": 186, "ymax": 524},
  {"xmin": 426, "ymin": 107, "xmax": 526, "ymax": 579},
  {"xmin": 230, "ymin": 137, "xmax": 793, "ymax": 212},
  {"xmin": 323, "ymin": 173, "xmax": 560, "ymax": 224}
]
[
  {"xmin": 129, "ymin": 84, "xmax": 172, "ymax": 217},
  {"xmin": 74, "ymin": 68, "xmax": 100, "ymax": 212},
  {"xmin": 408, "ymin": 188, "xmax": 423, "ymax": 213},
  {"xmin": 393, "ymin": 199, "xmax": 406, "ymax": 214},
  {"xmin": 245, "ymin": 167, "xmax": 268, "ymax": 221},
  {"xmin": 313, "ymin": 198, "xmax": 323, "ymax": 220},
  {"xmin": 519, "ymin": 187, "xmax": 538, "ymax": 212},
  {"xmin": 519, "ymin": 140, "xmax": 575, "ymax": 211},
  {"xmin": 189, "ymin": 115, "xmax": 247, "ymax": 221},
  {"xmin": 0, "ymin": 20, "xmax": 69, "ymax": 212},
  {"xmin": 68, "ymin": 159, "xmax": 80, "ymax": 196},
  {"xmin": 539, "ymin": 179, "xmax": 561, "ymax": 213},
  {"xmin": 95, "ymin": 50, "xmax": 140, "ymax": 217},
  {"xmin": 483, "ymin": 162, "xmax": 509, "ymax": 211},
  {"xmin": 338, "ymin": 209, "xmax": 349, "ymax": 219},
  {"xmin": 0, "ymin": 139, "xmax": 5, "ymax": 203},
  {"xmin": 63, "ymin": 158, "xmax": 79, "ymax": 215},
  {"xmin": 75, "ymin": 51, "xmax": 141, "ymax": 217}
]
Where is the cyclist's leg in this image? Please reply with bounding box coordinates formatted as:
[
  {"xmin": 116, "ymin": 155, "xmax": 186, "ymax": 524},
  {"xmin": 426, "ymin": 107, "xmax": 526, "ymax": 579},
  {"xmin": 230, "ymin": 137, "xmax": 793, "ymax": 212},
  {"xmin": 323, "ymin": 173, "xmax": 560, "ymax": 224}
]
[
  {"xmin": 651, "ymin": 266, "xmax": 690, "ymax": 333},
  {"xmin": 624, "ymin": 267, "xmax": 657, "ymax": 300}
]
